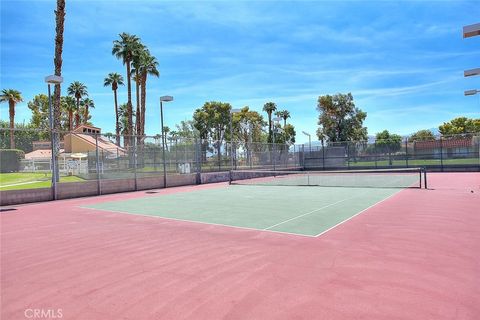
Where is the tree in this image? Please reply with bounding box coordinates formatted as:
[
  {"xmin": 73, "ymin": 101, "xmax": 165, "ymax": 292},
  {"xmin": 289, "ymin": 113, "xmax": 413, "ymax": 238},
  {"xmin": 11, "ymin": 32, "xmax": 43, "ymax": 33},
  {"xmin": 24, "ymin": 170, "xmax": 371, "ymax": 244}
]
[
  {"xmin": 67, "ymin": 81, "xmax": 88, "ymax": 128},
  {"xmin": 104, "ymin": 72, "xmax": 124, "ymax": 145},
  {"xmin": 0, "ymin": 121, "xmax": 41, "ymax": 153},
  {"xmin": 0, "ymin": 89, "xmax": 23, "ymax": 148},
  {"xmin": 112, "ymin": 33, "xmax": 142, "ymax": 141},
  {"xmin": 53, "ymin": 0, "xmax": 65, "ymax": 133},
  {"xmin": 163, "ymin": 126, "xmax": 170, "ymax": 150},
  {"xmin": 409, "ymin": 129, "xmax": 435, "ymax": 142},
  {"xmin": 439, "ymin": 117, "xmax": 480, "ymax": 137},
  {"xmin": 81, "ymin": 98, "xmax": 94, "ymax": 124},
  {"xmin": 375, "ymin": 130, "xmax": 402, "ymax": 165},
  {"xmin": 28, "ymin": 94, "xmax": 50, "ymax": 131},
  {"xmin": 175, "ymin": 120, "xmax": 196, "ymax": 139},
  {"xmin": 193, "ymin": 101, "xmax": 232, "ymax": 166},
  {"xmin": 231, "ymin": 107, "xmax": 265, "ymax": 165},
  {"xmin": 316, "ymin": 93, "xmax": 367, "ymax": 142},
  {"xmin": 61, "ymin": 96, "xmax": 76, "ymax": 131},
  {"xmin": 263, "ymin": 102, "xmax": 277, "ymax": 143},
  {"xmin": 138, "ymin": 50, "xmax": 159, "ymax": 138},
  {"xmin": 275, "ymin": 110, "xmax": 290, "ymax": 127}
]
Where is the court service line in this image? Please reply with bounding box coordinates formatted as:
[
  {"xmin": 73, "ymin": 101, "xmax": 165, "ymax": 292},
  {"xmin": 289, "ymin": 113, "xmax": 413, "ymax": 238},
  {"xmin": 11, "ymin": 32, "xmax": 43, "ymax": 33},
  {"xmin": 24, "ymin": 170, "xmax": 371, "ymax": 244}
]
[
  {"xmin": 263, "ymin": 195, "xmax": 360, "ymax": 231},
  {"xmin": 313, "ymin": 187, "xmax": 406, "ymax": 237},
  {"xmin": 263, "ymin": 177, "xmax": 412, "ymax": 232},
  {"xmin": 80, "ymin": 206, "xmax": 317, "ymax": 238}
]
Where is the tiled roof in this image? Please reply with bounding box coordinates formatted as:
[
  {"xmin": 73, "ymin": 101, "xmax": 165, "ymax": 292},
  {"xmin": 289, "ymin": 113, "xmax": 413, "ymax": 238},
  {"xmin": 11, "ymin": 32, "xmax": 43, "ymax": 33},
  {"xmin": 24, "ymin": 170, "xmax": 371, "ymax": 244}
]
[{"xmin": 414, "ymin": 138, "xmax": 472, "ymax": 150}]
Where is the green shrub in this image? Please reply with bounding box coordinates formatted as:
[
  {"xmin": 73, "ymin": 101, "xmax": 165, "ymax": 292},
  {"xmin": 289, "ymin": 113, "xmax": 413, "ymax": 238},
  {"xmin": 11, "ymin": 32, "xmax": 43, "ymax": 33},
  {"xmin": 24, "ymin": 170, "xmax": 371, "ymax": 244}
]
[{"xmin": 0, "ymin": 149, "xmax": 25, "ymax": 173}]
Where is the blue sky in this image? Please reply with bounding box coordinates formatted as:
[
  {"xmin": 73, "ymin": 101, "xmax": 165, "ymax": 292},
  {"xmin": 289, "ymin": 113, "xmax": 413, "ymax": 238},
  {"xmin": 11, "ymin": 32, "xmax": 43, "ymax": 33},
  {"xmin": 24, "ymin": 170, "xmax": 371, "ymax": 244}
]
[{"xmin": 1, "ymin": 0, "xmax": 479, "ymax": 143}]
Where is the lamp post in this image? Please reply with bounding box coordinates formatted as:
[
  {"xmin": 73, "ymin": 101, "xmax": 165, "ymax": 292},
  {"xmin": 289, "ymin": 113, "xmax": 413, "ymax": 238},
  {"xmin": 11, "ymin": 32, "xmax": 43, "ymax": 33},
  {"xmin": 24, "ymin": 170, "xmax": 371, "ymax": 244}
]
[
  {"xmin": 302, "ymin": 131, "xmax": 311, "ymax": 155},
  {"xmin": 160, "ymin": 95, "xmax": 173, "ymax": 188},
  {"xmin": 230, "ymin": 108, "xmax": 241, "ymax": 170},
  {"xmin": 45, "ymin": 75, "xmax": 63, "ymax": 200}
]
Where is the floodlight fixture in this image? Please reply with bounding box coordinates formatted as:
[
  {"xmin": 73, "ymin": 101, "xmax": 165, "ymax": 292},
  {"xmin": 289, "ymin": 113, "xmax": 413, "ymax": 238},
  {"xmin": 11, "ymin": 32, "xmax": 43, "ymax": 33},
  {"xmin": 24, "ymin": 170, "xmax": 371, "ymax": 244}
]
[
  {"xmin": 464, "ymin": 89, "xmax": 480, "ymax": 96},
  {"xmin": 45, "ymin": 75, "xmax": 63, "ymax": 84},
  {"xmin": 463, "ymin": 23, "xmax": 480, "ymax": 38},
  {"xmin": 464, "ymin": 68, "xmax": 480, "ymax": 77},
  {"xmin": 160, "ymin": 95, "xmax": 173, "ymax": 102}
]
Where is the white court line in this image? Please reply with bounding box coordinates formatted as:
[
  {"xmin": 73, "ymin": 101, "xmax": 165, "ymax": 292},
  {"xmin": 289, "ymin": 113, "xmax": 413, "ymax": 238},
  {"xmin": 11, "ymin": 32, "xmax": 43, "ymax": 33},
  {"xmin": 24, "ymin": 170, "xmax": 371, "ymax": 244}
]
[
  {"xmin": 0, "ymin": 180, "xmax": 44, "ymax": 188},
  {"xmin": 80, "ymin": 206, "xmax": 317, "ymax": 238},
  {"xmin": 263, "ymin": 196, "xmax": 357, "ymax": 230},
  {"xmin": 313, "ymin": 187, "xmax": 406, "ymax": 237}
]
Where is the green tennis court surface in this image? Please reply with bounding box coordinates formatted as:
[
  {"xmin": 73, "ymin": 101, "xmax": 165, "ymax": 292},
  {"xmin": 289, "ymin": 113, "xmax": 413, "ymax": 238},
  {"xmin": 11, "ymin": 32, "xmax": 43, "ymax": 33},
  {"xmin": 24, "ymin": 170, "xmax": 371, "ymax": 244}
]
[{"xmin": 84, "ymin": 184, "xmax": 408, "ymax": 236}]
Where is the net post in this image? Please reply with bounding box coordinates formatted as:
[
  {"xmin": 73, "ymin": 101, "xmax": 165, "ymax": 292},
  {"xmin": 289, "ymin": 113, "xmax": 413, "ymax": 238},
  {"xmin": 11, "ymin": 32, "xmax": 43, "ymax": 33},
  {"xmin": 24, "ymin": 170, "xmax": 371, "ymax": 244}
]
[
  {"xmin": 228, "ymin": 170, "xmax": 232, "ymax": 185},
  {"xmin": 423, "ymin": 167, "xmax": 428, "ymax": 189}
]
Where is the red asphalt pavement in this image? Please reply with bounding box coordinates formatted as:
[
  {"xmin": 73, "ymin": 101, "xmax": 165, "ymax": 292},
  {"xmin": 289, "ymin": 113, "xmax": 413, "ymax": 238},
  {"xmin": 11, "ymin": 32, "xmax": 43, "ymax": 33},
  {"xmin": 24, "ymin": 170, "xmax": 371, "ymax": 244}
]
[{"xmin": 1, "ymin": 173, "xmax": 479, "ymax": 320}]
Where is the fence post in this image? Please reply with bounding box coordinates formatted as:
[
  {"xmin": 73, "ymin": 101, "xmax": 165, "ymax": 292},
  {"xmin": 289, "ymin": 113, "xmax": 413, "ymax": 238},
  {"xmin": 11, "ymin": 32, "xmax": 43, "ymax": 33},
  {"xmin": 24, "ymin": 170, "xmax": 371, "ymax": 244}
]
[
  {"xmin": 95, "ymin": 134, "xmax": 101, "ymax": 195},
  {"xmin": 294, "ymin": 144, "xmax": 297, "ymax": 168},
  {"xmin": 133, "ymin": 137, "xmax": 138, "ymax": 190},
  {"xmin": 195, "ymin": 138, "xmax": 201, "ymax": 184},
  {"xmin": 374, "ymin": 141, "xmax": 378, "ymax": 169},
  {"xmin": 347, "ymin": 143, "xmax": 350, "ymax": 169},
  {"xmin": 405, "ymin": 139, "xmax": 409, "ymax": 168},
  {"xmin": 321, "ymin": 140, "xmax": 325, "ymax": 170},
  {"xmin": 440, "ymin": 136, "xmax": 444, "ymax": 172}
]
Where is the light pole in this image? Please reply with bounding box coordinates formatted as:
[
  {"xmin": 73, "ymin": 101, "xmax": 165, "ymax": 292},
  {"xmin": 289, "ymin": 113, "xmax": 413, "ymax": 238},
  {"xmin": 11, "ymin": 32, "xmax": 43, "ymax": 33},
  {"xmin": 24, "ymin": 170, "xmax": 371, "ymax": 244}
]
[
  {"xmin": 160, "ymin": 95, "xmax": 173, "ymax": 188},
  {"xmin": 230, "ymin": 108, "xmax": 241, "ymax": 170},
  {"xmin": 302, "ymin": 131, "xmax": 311, "ymax": 155},
  {"xmin": 45, "ymin": 75, "xmax": 63, "ymax": 200}
]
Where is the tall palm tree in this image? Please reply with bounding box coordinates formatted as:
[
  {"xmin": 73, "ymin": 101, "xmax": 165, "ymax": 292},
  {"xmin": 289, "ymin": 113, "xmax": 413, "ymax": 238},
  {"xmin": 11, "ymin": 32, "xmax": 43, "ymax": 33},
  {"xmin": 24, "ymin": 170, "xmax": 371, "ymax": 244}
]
[
  {"xmin": 263, "ymin": 102, "xmax": 277, "ymax": 143},
  {"xmin": 0, "ymin": 89, "xmax": 23, "ymax": 148},
  {"xmin": 53, "ymin": 0, "xmax": 65, "ymax": 132},
  {"xmin": 112, "ymin": 33, "xmax": 142, "ymax": 141},
  {"xmin": 131, "ymin": 44, "xmax": 147, "ymax": 138},
  {"xmin": 131, "ymin": 72, "xmax": 142, "ymax": 137},
  {"xmin": 67, "ymin": 81, "xmax": 88, "ymax": 128},
  {"xmin": 81, "ymin": 98, "xmax": 95, "ymax": 123},
  {"xmin": 61, "ymin": 95, "xmax": 76, "ymax": 131},
  {"xmin": 275, "ymin": 110, "xmax": 290, "ymax": 127},
  {"xmin": 104, "ymin": 72, "xmax": 124, "ymax": 146},
  {"xmin": 138, "ymin": 51, "xmax": 159, "ymax": 137}
]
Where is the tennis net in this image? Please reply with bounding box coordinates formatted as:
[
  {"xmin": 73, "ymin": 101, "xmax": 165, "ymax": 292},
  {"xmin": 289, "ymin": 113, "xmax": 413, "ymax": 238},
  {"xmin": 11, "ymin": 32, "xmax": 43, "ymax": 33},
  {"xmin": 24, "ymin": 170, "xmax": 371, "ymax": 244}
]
[{"xmin": 229, "ymin": 168, "xmax": 426, "ymax": 189}]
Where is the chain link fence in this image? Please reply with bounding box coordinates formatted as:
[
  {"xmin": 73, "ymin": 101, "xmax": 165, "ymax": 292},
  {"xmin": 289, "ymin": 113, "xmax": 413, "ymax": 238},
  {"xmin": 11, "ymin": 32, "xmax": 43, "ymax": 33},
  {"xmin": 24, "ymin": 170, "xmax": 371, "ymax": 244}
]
[{"xmin": 1, "ymin": 127, "xmax": 478, "ymax": 202}]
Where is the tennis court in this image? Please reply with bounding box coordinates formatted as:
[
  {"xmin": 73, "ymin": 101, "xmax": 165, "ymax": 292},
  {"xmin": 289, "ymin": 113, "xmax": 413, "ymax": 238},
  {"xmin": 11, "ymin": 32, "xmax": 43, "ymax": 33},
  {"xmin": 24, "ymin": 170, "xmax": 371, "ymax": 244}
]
[
  {"xmin": 2, "ymin": 171, "xmax": 479, "ymax": 320},
  {"xmin": 84, "ymin": 168, "xmax": 425, "ymax": 236}
]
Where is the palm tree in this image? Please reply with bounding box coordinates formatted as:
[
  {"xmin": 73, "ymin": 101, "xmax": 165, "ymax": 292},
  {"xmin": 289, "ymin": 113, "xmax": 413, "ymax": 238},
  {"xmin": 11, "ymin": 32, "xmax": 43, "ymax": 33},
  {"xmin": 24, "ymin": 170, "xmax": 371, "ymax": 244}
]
[
  {"xmin": 67, "ymin": 81, "xmax": 88, "ymax": 128},
  {"xmin": 163, "ymin": 126, "xmax": 170, "ymax": 151},
  {"xmin": 275, "ymin": 110, "xmax": 290, "ymax": 127},
  {"xmin": 104, "ymin": 72, "xmax": 124, "ymax": 146},
  {"xmin": 138, "ymin": 51, "xmax": 159, "ymax": 137},
  {"xmin": 0, "ymin": 89, "xmax": 23, "ymax": 148},
  {"xmin": 61, "ymin": 96, "xmax": 76, "ymax": 131},
  {"xmin": 112, "ymin": 33, "xmax": 142, "ymax": 141},
  {"xmin": 263, "ymin": 102, "xmax": 277, "ymax": 143},
  {"xmin": 53, "ymin": 0, "xmax": 65, "ymax": 132},
  {"xmin": 131, "ymin": 72, "xmax": 142, "ymax": 137},
  {"xmin": 81, "ymin": 98, "xmax": 95, "ymax": 123}
]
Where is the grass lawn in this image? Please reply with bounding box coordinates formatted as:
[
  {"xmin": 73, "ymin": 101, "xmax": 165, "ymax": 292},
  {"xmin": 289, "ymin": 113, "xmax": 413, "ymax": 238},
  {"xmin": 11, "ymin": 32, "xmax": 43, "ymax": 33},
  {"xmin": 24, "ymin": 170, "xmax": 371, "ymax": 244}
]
[
  {"xmin": 0, "ymin": 172, "xmax": 85, "ymax": 191},
  {"xmin": 349, "ymin": 158, "xmax": 479, "ymax": 167}
]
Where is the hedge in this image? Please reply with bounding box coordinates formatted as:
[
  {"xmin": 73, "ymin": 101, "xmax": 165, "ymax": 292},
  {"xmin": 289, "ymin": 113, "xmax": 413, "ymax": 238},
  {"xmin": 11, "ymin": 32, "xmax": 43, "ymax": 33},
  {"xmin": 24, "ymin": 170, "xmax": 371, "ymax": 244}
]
[{"xmin": 0, "ymin": 149, "xmax": 25, "ymax": 173}]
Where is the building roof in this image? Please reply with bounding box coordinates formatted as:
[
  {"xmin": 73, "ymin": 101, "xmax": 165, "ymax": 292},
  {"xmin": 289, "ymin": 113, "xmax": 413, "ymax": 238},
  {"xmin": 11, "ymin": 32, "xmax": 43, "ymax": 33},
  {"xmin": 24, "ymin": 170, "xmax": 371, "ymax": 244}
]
[
  {"xmin": 414, "ymin": 137, "xmax": 472, "ymax": 150},
  {"xmin": 25, "ymin": 149, "xmax": 65, "ymax": 160},
  {"xmin": 71, "ymin": 133, "xmax": 126, "ymax": 155},
  {"xmin": 73, "ymin": 124, "xmax": 101, "ymax": 134}
]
